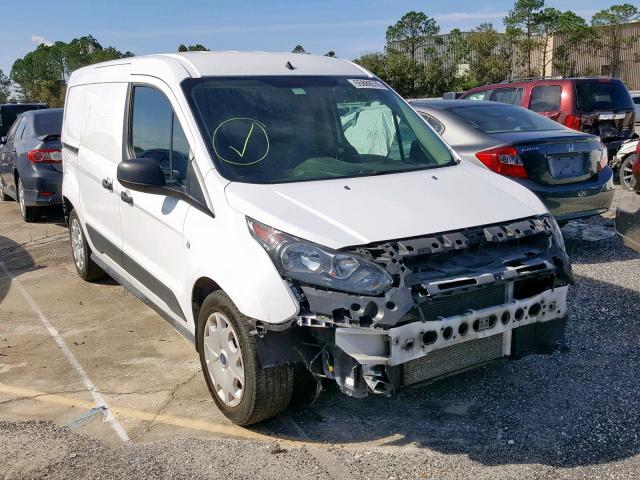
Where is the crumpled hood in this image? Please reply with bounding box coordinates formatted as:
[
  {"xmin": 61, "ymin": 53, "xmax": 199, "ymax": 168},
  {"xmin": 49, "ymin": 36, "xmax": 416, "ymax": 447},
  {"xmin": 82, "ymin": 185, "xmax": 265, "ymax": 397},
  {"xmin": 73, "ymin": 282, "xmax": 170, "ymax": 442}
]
[{"xmin": 225, "ymin": 163, "xmax": 547, "ymax": 249}]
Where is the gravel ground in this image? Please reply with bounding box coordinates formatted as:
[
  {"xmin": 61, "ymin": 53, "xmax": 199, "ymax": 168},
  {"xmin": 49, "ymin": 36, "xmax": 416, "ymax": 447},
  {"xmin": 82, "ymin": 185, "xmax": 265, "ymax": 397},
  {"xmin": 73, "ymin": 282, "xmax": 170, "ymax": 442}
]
[{"xmin": 1, "ymin": 187, "xmax": 639, "ymax": 480}]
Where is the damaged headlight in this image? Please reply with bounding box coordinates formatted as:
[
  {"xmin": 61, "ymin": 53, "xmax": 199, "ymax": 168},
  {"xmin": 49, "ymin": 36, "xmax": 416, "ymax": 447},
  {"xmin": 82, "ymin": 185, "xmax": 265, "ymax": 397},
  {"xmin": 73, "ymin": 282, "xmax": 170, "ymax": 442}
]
[
  {"xmin": 543, "ymin": 214, "xmax": 566, "ymax": 251},
  {"xmin": 247, "ymin": 218, "xmax": 392, "ymax": 295}
]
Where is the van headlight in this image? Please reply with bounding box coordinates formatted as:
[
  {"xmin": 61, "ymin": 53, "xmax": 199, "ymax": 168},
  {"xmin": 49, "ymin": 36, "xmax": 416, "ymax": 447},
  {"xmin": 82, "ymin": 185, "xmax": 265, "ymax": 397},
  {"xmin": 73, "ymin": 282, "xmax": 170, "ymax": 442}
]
[{"xmin": 247, "ymin": 218, "xmax": 392, "ymax": 295}]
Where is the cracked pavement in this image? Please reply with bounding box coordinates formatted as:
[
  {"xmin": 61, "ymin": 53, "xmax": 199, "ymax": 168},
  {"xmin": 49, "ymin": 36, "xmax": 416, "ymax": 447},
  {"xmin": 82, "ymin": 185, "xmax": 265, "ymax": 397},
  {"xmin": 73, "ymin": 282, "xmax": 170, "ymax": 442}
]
[{"xmin": 1, "ymin": 188, "xmax": 640, "ymax": 479}]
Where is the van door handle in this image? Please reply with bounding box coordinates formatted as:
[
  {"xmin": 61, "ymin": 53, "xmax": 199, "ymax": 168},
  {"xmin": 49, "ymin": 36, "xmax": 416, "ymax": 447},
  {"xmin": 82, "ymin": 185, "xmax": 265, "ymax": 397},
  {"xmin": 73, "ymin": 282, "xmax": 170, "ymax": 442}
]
[
  {"xmin": 102, "ymin": 178, "xmax": 113, "ymax": 191},
  {"xmin": 120, "ymin": 190, "xmax": 133, "ymax": 205}
]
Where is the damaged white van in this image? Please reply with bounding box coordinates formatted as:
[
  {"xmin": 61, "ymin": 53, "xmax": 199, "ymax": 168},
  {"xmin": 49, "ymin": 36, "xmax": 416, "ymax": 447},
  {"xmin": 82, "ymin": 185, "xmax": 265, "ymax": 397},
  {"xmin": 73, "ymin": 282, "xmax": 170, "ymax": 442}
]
[{"xmin": 62, "ymin": 52, "xmax": 572, "ymax": 425}]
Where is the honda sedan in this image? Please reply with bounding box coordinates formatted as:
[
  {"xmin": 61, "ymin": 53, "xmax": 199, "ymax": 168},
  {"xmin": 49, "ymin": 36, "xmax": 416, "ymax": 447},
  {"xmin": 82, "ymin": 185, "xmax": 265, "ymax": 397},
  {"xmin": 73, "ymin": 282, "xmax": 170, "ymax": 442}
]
[{"xmin": 411, "ymin": 100, "xmax": 614, "ymax": 223}]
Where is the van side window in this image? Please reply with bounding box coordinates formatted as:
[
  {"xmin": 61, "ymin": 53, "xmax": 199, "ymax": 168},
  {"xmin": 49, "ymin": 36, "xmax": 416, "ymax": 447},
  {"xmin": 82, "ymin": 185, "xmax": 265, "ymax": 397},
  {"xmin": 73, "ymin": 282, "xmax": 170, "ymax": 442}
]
[
  {"xmin": 489, "ymin": 87, "xmax": 523, "ymax": 105},
  {"xmin": 130, "ymin": 86, "xmax": 189, "ymax": 188},
  {"xmin": 530, "ymin": 85, "xmax": 561, "ymax": 112},
  {"xmin": 465, "ymin": 91, "xmax": 490, "ymax": 101}
]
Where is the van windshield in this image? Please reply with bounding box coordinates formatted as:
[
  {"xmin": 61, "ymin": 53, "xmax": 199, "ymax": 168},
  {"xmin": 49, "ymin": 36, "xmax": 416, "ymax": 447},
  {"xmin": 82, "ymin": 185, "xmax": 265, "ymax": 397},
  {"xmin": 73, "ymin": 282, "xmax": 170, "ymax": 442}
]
[
  {"xmin": 576, "ymin": 80, "xmax": 633, "ymax": 111},
  {"xmin": 183, "ymin": 76, "xmax": 456, "ymax": 183}
]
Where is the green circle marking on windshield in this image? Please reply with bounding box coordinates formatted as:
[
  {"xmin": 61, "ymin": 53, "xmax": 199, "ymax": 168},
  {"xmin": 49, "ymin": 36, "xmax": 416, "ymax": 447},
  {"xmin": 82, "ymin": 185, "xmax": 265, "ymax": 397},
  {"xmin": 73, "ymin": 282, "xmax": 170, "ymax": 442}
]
[{"xmin": 213, "ymin": 118, "xmax": 270, "ymax": 165}]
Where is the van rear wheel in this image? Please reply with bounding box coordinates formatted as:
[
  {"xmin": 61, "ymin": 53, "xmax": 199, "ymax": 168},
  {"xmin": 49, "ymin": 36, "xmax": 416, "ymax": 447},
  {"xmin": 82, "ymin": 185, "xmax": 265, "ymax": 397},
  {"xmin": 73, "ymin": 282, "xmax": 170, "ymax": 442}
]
[
  {"xmin": 197, "ymin": 291, "xmax": 294, "ymax": 425},
  {"xmin": 68, "ymin": 209, "xmax": 106, "ymax": 281}
]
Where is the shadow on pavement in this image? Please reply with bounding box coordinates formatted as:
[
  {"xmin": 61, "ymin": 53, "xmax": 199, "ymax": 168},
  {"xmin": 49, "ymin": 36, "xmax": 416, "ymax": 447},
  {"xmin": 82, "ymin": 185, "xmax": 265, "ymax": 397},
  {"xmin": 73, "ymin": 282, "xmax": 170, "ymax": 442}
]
[
  {"xmin": 255, "ymin": 272, "xmax": 640, "ymax": 469},
  {"xmin": 0, "ymin": 236, "xmax": 39, "ymax": 305},
  {"xmin": 564, "ymin": 224, "xmax": 640, "ymax": 265}
]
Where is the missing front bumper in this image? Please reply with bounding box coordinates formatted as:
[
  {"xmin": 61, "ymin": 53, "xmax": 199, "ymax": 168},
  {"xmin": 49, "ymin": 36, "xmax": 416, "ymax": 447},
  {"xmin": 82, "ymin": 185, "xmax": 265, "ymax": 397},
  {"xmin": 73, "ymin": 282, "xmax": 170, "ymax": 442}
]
[{"xmin": 335, "ymin": 285, "xmax": 568, "ymax": 367}]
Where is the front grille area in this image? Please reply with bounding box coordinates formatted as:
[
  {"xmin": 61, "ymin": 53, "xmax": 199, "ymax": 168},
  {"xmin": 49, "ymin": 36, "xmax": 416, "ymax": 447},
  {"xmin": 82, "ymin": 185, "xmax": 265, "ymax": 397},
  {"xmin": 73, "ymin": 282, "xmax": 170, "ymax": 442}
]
[
  {"xmin": 419, "ymin": 284, "xmax": 506, "ymax": 320},
  {"xmin": 402, "ymin": 333, "xmax": 504, "ymax": 386}
]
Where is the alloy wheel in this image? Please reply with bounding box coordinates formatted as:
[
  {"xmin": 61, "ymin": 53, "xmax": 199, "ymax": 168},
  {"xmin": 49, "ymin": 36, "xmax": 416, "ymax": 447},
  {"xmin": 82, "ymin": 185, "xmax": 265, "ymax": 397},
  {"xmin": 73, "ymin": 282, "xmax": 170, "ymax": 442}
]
[
  {"xmin": 622, "ymin": 161, "xmax": 636, "ymax": 190},
  {"xmin": 203, "ymin": 312, "xmax": 245, "ymax": 407},
  {"xmin": 18, "ymin": 179, "xmax": 26, "ymax": 218},
  {"xmin": 70, "ymin": 217, "xmax": 85, "ymax": 271}
]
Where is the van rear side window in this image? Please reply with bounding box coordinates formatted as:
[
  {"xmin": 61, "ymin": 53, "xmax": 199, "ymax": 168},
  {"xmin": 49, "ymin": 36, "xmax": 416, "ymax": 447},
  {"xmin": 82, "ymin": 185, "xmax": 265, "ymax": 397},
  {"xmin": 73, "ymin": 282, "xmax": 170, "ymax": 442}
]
[{"xmin": 530, "ymin": 85, "xmax": 562, "ymax": 112}]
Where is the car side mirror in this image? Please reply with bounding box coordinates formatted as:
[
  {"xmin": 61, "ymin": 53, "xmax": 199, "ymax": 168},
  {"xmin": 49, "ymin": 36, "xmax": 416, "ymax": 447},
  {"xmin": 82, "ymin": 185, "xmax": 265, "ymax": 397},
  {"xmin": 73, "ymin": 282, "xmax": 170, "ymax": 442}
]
[
  {"xmin": 0, "ymin": 137, "xmax": 6, "ymax": 145},
  {"xmin": 117, "ymin": 159, "xmax": 167, "ymax": 194}
]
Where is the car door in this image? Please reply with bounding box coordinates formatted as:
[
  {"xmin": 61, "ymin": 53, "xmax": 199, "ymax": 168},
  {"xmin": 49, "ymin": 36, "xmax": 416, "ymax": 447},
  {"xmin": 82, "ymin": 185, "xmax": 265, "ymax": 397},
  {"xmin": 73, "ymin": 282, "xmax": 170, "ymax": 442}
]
[
  {"xmin": 74, "ymin": 82, "xmax": 129, "ymax": 268},
  {"xmin": 119, "ymin": 84, "xmax": 193, "ymax": 322},
  {"xmin": 0, "ymin": 116, "xmax": 26, "ymax": 196}
]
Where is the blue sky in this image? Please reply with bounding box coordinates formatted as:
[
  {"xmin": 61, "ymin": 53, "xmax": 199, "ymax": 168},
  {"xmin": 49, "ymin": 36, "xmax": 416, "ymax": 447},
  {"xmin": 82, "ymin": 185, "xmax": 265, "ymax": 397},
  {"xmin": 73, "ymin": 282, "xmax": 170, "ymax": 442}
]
[{"xmin": 0, "ymin": 0, "xmax": 615, "ymax": 76}]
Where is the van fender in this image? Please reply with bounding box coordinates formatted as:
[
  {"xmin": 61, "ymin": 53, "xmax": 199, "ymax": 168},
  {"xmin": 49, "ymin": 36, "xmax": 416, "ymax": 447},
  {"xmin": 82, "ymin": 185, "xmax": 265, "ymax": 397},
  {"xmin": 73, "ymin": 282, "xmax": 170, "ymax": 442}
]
[{"xmin": 183, "ymin": 206, "xmax": 299, "ymax": 326}]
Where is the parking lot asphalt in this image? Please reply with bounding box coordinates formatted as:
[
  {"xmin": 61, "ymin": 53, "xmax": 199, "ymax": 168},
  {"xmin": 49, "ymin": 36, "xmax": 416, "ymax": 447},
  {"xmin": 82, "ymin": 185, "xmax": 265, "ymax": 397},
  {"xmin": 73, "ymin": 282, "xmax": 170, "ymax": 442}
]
[{"xmin": 1, "ymin": 187, "xmax": 639, "ymax": 480}]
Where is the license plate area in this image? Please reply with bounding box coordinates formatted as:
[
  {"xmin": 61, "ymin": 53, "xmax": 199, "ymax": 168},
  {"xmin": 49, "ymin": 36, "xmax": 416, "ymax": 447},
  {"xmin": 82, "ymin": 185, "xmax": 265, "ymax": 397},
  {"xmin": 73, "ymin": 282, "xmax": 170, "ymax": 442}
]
[
  {"xmin": 475, "ymin": 315, "xmax": 495, "ymax": 331},
  {"xmin": 548, "ymin": 154, "xmax": 587, "ymax": 179}
]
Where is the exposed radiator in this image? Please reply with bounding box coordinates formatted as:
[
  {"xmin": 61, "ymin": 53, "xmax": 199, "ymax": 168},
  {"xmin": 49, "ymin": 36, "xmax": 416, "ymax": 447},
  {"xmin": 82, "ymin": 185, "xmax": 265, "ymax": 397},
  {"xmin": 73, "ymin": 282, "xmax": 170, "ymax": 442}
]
[
  {"xmin": 402, "ymin": 333, "xmax": 504, "ymax": 386},
  {"xmin": 419, "ymin": 284, "xmax": 506, "ymax": 320}
]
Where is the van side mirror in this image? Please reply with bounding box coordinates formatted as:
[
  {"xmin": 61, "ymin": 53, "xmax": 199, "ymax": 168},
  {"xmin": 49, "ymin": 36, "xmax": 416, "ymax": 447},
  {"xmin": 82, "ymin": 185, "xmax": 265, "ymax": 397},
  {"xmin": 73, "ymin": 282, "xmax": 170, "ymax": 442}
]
[
  {"xmin": 117, "ymin": 159, "xmax": 166, "ymax": 194},
  {"xmin": 0, "ymin": 137, "xmax": 6, "ymax": 145}
]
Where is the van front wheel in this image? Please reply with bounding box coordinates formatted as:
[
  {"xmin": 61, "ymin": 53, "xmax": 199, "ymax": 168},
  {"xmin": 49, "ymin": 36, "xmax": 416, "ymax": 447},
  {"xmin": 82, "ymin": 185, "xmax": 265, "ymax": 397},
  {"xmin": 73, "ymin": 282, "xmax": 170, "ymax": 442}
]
[
  {"xmin": 197, "ymin": 291, "xmax": 294, "ymax": 425},
  {"xmin": 68, "ymin": 209, "xmax": 106, "ymax": 281}
]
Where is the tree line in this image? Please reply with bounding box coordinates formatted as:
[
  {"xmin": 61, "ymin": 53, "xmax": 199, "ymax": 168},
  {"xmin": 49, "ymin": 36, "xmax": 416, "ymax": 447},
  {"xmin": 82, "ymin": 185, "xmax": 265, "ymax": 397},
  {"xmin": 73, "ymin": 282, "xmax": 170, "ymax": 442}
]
[
  {"xmin": 1, "ymin": 2, "xmax": 637, "ymax": 106},
  {"xmin": 355, "ymin": 1, "xmax": 639, "ymax": 98}
]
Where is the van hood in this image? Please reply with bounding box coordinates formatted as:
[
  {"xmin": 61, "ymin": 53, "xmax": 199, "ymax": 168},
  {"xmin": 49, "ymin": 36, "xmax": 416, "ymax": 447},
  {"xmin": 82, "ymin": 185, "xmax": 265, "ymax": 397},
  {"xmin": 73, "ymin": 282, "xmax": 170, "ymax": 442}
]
[{"xmin": 224, "ymin": 163, "xmax": 547, "ymax": 249}]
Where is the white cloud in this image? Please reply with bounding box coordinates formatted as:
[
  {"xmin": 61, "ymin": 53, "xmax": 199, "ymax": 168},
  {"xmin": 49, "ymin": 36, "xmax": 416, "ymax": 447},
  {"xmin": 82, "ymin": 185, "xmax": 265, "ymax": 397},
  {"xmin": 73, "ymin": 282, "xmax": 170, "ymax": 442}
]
[{"xmin": 31, "ymin": 35, "xmax": 53, "ymax": 46}]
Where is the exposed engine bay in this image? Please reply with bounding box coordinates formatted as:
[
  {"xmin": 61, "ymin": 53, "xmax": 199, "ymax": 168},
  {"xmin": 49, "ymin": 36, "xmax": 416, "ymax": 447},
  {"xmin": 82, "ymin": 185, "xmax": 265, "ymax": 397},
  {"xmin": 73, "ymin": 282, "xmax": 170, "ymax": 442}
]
[{"xmin": 257, "ymin": 215, "xmax": 572, "ymax": 397}]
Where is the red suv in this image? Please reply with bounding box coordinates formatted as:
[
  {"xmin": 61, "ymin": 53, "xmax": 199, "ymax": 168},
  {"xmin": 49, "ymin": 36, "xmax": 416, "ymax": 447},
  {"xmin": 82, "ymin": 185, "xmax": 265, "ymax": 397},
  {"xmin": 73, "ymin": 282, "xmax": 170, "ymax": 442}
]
[{"xmin": 459, "ymin": 77, "xmax": 637, "ymax": 156}]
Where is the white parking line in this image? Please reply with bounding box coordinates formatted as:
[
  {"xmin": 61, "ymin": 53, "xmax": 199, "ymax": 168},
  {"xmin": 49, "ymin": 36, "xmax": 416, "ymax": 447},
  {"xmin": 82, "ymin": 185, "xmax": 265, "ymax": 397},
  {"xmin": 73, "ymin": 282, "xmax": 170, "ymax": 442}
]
[{"xmin": 0, "ymin": 261, "xmax": 130, "ymax": 442}]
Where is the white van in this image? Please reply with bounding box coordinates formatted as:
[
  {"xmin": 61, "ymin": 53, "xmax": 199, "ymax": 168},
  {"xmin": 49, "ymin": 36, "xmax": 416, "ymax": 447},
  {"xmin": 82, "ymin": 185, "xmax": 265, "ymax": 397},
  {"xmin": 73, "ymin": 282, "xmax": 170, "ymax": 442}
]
[{"xmin": 62, "ymin": 52, "xmax": 572, "ymax": 425}]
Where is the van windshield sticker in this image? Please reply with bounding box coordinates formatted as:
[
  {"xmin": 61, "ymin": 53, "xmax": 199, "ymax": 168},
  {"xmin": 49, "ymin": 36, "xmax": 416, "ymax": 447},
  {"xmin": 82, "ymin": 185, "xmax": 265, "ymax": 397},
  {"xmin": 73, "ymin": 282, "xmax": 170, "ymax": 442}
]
[
  {"xmin": 291, "ymin": 88, "xmax": 307, "ymax": 95},
  {"xmin": 348, "ymin": 79, "xmax": 388, "ymax": 90},
  {"xmin": 212, "ymin": 118, "xmax": 270, "ymax": 166}
]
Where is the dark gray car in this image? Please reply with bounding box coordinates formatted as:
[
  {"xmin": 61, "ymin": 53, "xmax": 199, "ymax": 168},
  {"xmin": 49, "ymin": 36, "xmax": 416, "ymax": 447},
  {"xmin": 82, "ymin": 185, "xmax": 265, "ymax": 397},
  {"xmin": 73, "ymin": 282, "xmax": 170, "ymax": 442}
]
[
  {"xmin": 0, "ymin": 108, "xmax": 63, "ymax": 222},
  {"xmin": 411, "ymin": 100, "xmax": 615, "ymax": 223}
]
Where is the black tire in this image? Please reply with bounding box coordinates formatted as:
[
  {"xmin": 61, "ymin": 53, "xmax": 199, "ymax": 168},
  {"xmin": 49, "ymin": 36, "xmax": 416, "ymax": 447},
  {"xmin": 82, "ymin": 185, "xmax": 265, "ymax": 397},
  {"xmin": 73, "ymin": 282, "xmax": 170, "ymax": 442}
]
[
  {"xmin": 68, "ymin": 209, "xmax": 106, "ymax": 281},
  {"xmin": 197, "ymin": 291, "xmax": 294, "ymax": 425},
  {"xmin": 0, "ymin": 181, "xmax": 12, "ymax": 201},
  {"xmin": 619, "ymin": 154, "xmax": 636, "ymax": 191},
  {"xmin": 17, "ymin": 178, "xmax": 40, "ymax": 222}
]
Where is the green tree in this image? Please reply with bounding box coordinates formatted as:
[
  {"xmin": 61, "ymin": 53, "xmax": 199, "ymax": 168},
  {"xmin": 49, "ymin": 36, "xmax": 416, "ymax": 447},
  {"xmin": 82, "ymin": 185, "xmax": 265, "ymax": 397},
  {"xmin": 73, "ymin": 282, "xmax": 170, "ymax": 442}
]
[
  {"xmin": 11, "ymin": 35, "xmax": 132, "ymax": 107},
  {"xmin": 386, "ymin": 11, "xmax": 439, "ymax": 63},
  {"xmin": 291, "ymin": 45, "xmax": 306, "ymax": 54},
  {"xmin": 0, "ymin": 69, "xmax": 11, "ymax": 103},
  {"xmin": 504, "ymin": 0, "xmax": 545, "ymax": 76},
  {"xmin": 466, "ymin": 23, "xmax": 513, "ymax": 85},
  {"xmin": 354, "ymin": 50, "xmax": 423, "ymax": 97},
  {"xmin": 178, "ymin": 44, "xmax": 209, "ymax": 52},
  {"xmin": 423, "ymin": 29, "xmax": 470, "ymax": 96},
  {"xmin": 551, "ymin": 13, "xmax": 592, "ymax": 77},
  {"xmin": 591, "ymin": 3, "xmax": 640, "ymax": 77}
]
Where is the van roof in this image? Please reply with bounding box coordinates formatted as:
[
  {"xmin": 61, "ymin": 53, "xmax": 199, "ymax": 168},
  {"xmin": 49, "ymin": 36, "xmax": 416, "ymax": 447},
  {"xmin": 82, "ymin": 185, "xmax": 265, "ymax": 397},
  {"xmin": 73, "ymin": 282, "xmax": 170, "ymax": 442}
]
[{"xmin": 68, "ymin": 51, "xmax": 372, "ymax": 86}]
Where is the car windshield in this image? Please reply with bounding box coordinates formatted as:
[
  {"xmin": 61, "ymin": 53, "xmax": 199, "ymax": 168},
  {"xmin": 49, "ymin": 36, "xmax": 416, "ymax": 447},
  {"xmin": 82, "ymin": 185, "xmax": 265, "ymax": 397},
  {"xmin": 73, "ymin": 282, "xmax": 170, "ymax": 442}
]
[
  {"xmin": 448, "ymin": 104, "xmax": 566, "ymax": 134},
  {"xmin": 576, "ymin": 80, "xmax": 633, "ymax": 111},
  {"xmin": 34, "ymin": 110, "xmax": 63, "ymax": 136},
  {"xmin": 184, "ymin": 76, "xmax": 456, "ymax": 183}
]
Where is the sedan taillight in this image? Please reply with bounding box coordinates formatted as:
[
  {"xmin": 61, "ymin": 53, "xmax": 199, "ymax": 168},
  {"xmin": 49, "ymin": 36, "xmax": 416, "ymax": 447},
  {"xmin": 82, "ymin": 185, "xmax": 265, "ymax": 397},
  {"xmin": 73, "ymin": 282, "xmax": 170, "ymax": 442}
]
[
  {"xmin": 598, "ymin": 143, "xmax": 608, "ymax": 171},
  {"xmin": 564, "ymin": 115, "xmax": 581, "ymax": 130},
  {"xmin": 27, "ymin": 149, "xmax": 62, "ymax": 163},
  {"xmin": 475, "ymin": 146, "xmax": 528, "ymax": 178}
]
